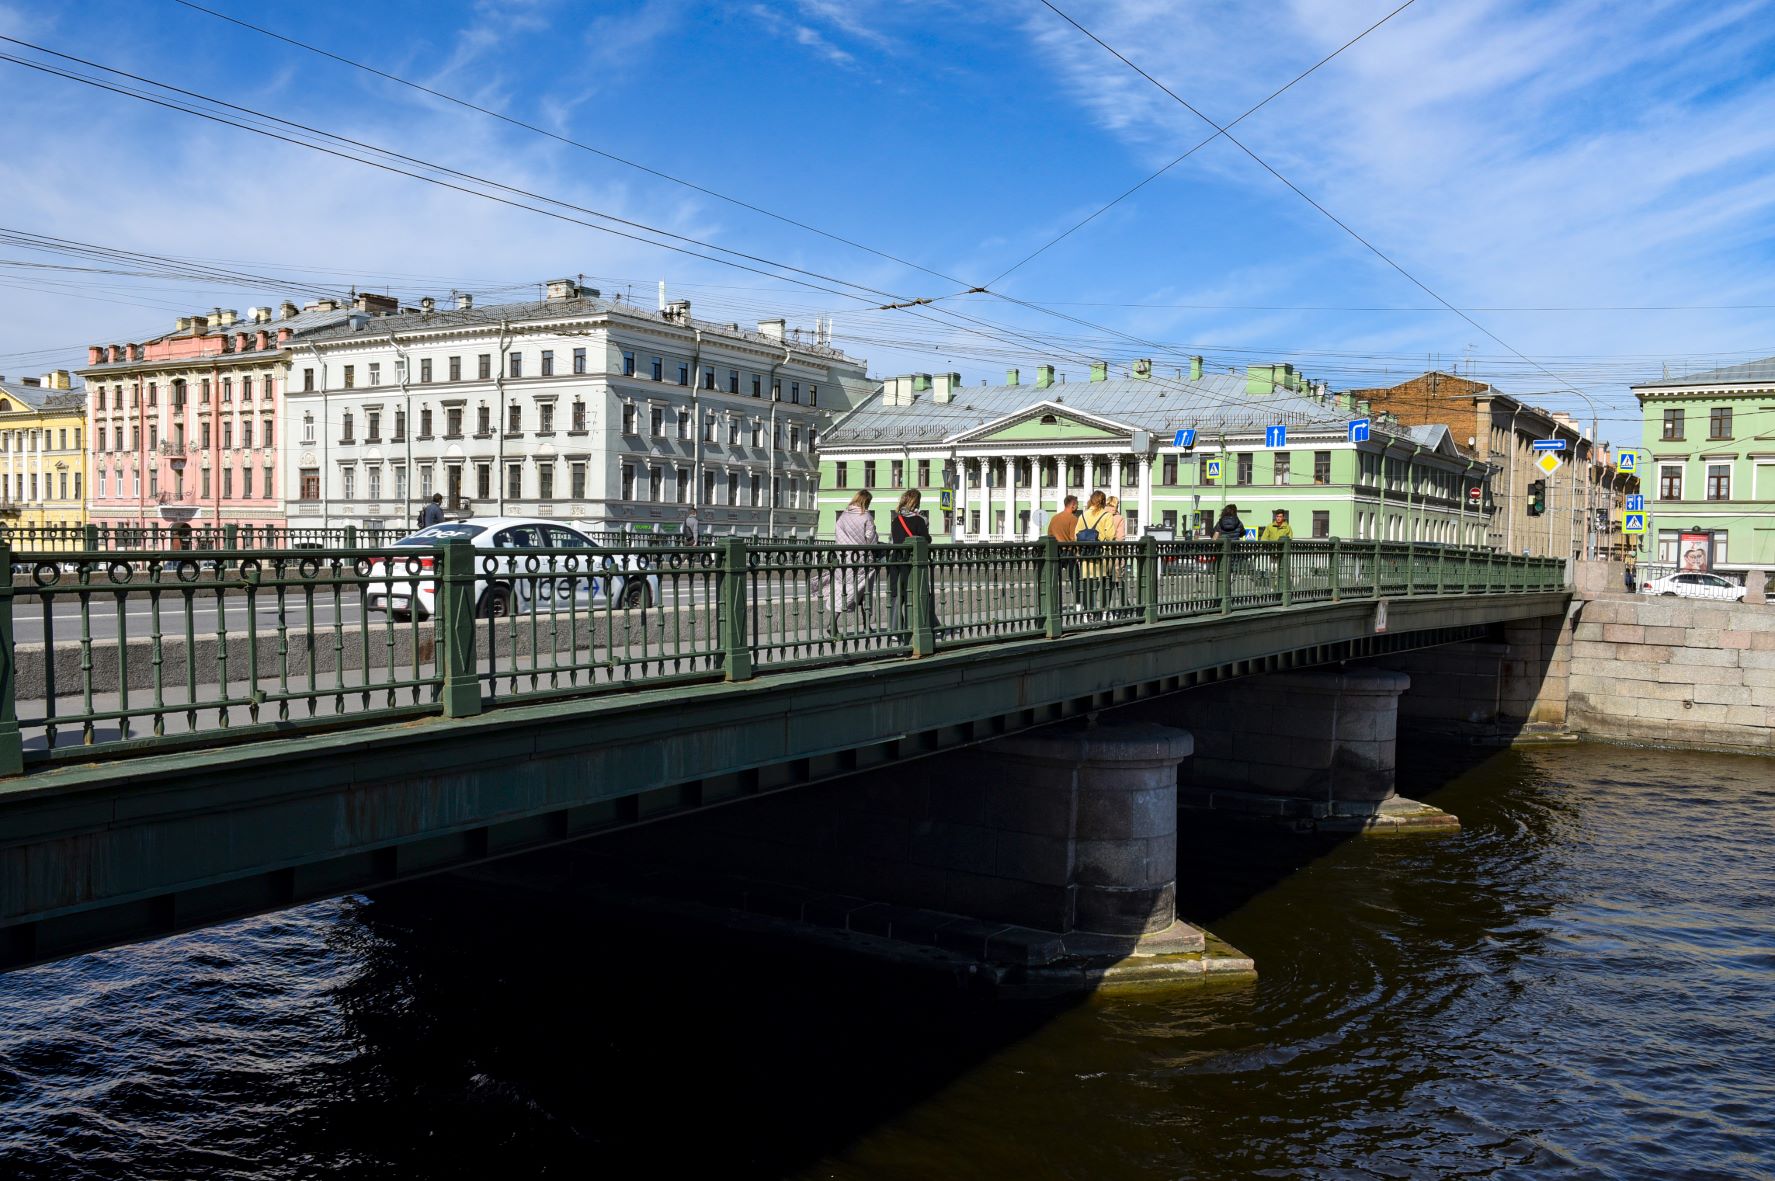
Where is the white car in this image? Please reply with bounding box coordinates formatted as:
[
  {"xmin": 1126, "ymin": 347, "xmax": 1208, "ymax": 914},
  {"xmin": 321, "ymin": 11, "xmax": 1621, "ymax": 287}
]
[
  {"xmin": 366, "ymin": 517, "xmax": 661, "ymax": 619},
  {"xmin": 1642, "ymin": 572, "xmax": 1746, "ymax": 602}
]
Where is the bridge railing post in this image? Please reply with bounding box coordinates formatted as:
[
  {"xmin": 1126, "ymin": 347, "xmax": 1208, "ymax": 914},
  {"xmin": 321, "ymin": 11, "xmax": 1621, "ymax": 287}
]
[
  {"xmin": 0, "ymin": 541, "xmax": 19, "ymax": 775},
  {"xmin": 1405, "ymin": 541, "xmax": 1416, "ymax": 594},
  {"xmin": 1372, "ymin": 539, "xmax": 1383, "ymax": 599},
  {"xmin": 719, "ymin": 538, "xmax": 754, "ymax": 681},
  {"xmin": 343, "ymin": 523, "xmax": 358, "ymax": 550},
  {"xmin": 1218, "ymin": 535, "xmax": 1233, "ymax": 615},
  {"xmin": 1435, "ymin": 543, "xmax": 1446, "ymax": 594},
  {"xmin": 438, "ymin": 539, "xmax": 483, "ymax": 718},
  {"xmin": 1329, "ymin": 538, "xmax": 1342, "ymax": 602},
  {"xmin": 1040, "ymin": 535, "xmax": 1063, "ymax": 639},
  {"xmin": 83, "ymin": 523, "xmax": 99, "ymax": 554},
  {"xmin": 1139, "ymin": 534, "xmax": 1159, "ymax": 624},
  {"xmin": 1278, "ymin": 536, "xmax": 1293, "ymax": 608},
  {"xmin": 908, "ymin": 535, "xmax": 935, "ymax": 657}
]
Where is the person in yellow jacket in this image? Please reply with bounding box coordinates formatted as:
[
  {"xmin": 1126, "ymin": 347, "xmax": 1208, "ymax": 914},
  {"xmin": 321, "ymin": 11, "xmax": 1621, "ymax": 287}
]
[{"xmin": 1258, "ymin": 508, "xmax": 1293, "ymax": 541}]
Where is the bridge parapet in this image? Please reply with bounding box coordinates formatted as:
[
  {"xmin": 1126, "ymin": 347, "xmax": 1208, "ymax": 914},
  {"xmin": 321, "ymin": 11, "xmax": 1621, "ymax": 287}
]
[{"xmin": 0, "ymin": 536, "xmax": 1567, "ymax": 778}]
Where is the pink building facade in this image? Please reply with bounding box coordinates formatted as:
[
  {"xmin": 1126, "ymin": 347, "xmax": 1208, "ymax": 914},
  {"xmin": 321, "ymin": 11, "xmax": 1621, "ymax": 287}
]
[{"xmin": 80, "ymin": 299, "xmax": 372, "ymax": 537}]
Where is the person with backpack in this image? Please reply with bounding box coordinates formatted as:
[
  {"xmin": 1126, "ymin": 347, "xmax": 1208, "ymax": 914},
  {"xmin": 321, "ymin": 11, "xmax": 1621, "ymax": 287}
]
[
  {"xmin": 417, "ymin": 493, "xmax": 444, "ymax": 530},
  {"xmin": 1076, "ymin": 490, "xmax": 1115, "ymax": 617},
  {"xmin": 888, "ymin": 489, "xmax": 938, "ymax": 637}
]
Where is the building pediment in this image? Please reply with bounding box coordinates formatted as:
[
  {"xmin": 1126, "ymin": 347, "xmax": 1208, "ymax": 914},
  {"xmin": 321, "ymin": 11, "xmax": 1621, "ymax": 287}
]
[{"xmin": 949, "ymin": 400, "xmax": 1133, "ymax": 446}]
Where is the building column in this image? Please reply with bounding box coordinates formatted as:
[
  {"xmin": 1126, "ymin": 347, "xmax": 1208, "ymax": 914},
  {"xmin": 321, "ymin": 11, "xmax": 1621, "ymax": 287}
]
[
  {"xmin": 957, "ymin": 458, "xmax": 971, "ymax": 540},
  {"xmin": 1006, "ymin": 452, "xmax": 1018, "ymax": 539}
]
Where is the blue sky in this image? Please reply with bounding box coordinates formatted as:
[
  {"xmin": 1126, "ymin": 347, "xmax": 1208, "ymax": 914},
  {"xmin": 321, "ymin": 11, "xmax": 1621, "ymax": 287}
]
[{"xmin": 4, "ymin": 0, "xmax": 1775, "ymax": 445}]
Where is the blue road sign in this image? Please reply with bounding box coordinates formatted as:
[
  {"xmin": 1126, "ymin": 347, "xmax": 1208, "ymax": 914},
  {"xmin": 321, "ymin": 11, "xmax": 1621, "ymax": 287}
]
[
  {"xmin": 1173, "ymin": 427, "xmax": 1197, "ymax": 448},
  {"xmin": 1265, "ymin": 424, "xmax": 1287, "ymax": 448},
  {"xmin": 1205, "ymin": 458, "xmax": 1222, "ymax": 482},
  {"xmin": 1625, "ymin": 493, "xmax": 1644, "ymax": 512},
  {"xmin": 1243, "ymin": 528, "xmax": 1258, "ymax": 540},
  {"xmin": 939, "ymin": 489, "xmax": 954, "ymax": 511},
  {"xmin": 1532, "ymin": 438, "xmax": 1567, "ymax": 451},
  {"xmin": 1348, "ymin": 418, "xmax": 1371, "ymax": 442},
  {"xmin": 1619, "ymin": 451, "xmax": 1639, "ymax": 473},
  {"xmin": 1624, "ymin": 512, "xmax": 1647, "ymax": 534}
]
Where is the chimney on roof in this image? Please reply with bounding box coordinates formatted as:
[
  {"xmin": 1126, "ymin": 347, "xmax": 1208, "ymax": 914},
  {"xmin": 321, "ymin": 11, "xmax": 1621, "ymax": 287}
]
[
  {"xmin": 546, "ymin": 277, "xmax": 581, "ymax": 301},
  {"xmin": 932, "ymin": 372, "xmax": 960, "ymax": 404},
  {"xmin": 665, "ymin": 299, "xmax": 692, "ymax": 324},
  {"xmin": 354, "ymin": 292, "xmax": 398, "ymax": 315},
  {"xmin": 1189, "ymin": 356, "xmax": 1204, "ymax": 381},
  {"xmin": 455, "ymin": 292, "xmax": 474, "ymax": 311},
  {"xmin": 758, "ymin": 318, "xmax": 785, "ymax": 341},
  {"xmin": 1089, "ymin": 360, "xmax": 1108, "ymax": 382},
  {"xmin": 110, "ymin": 344, "xmax": 124, "ymax": 362},
  {"xmin": 235, "ymin": 332, "xmax": 249, "ymax": 352},
  {"xmin": 420, "ymin": 296, "xmax": 436, "ymax": 314},
  {"xmin": 45, "ymin": 369, "xmax": 71, "ymax": 389},
  {"xmin": 277, "ymin": 327, "xmax": 292, "ymax": 345},
  {"xmin": 1036, "ymin": 364, "xmax": 1055, "ymax": 389},
  {"xmin": 21, "ymin": 376, "xmax": 39, "ymax": 387},
  {"xmin": 1006, "ymin": 367, "xmax": 1020, "ymax": 386},
  {"xmin": 250, "ymin": 306, "xmax": 271, "ymax": 324},
  {"xmin": 88, "ymin": 346, "xmax": 103, "ymax": 365},
  {"xmin": 176, "ymin": 316, "xmax": 193, "ymax": 333},
  {"xmin": 256, "ymin": 330, "xmax": 270, "ymax": 351},
  {"xmin": 280, "ymin": 301, "xmax": 299, "ymax": 320},
  {"xmin": 1132, "ymin": 358, "xmax": 1153, "ymax": 380}
]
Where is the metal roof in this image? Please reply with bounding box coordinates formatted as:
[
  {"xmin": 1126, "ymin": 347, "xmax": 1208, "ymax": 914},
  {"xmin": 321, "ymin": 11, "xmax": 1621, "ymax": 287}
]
[
  {"xmin": 0, "ymin": 379, "xmax": 83, "ymax": 413},
  {"xmin": 826, "ymin": 373, "xmax": 1359, "ymax": 446},
  {"xmin": 1647, "ymin": 355, "xmax": 1775, "ymax": 387}
]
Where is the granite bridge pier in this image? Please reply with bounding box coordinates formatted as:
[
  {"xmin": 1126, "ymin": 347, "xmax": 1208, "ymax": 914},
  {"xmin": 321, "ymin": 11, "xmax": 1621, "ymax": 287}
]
[{"xmin": 0, "ymin": 535, "xmax": 1569, "ymax": 985}]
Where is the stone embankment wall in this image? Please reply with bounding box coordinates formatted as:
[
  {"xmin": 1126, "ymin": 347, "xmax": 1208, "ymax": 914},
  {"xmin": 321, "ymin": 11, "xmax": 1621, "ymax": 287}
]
[{"xmin": 1566, "ymin": 595, "xmax": 1775, "ymax": 754}]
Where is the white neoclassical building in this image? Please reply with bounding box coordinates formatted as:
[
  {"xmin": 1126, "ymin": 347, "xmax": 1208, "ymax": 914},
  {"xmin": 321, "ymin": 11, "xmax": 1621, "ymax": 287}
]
[{"xmin": 286, "ymin": 280, "xmax": 871, "ymax": 536}]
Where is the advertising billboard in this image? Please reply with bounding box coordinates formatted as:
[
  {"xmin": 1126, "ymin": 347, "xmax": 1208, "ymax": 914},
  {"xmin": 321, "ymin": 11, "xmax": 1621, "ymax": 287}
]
[{"xmin": 1678, "ymin": 530, "xmax": 1714, "ymax": 573}]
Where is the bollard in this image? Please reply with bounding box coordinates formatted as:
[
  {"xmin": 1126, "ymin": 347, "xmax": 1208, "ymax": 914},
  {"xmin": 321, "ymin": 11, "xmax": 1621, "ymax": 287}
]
[{"xmin": 1218, "ymin": 534, "xmax": 1233, "ymax": 615}]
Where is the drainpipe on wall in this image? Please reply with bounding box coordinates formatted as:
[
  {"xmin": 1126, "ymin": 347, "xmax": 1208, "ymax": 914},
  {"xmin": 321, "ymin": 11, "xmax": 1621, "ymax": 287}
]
[
  {"xmin": 390, "ymin": 328, "xmax": 410, "ymax": 524},
  {"xmin": 496, "ymin": 319, "xmax": 511, "ymax": 517},
  {"xmin": 690, "ymin": 327, "xmax": 702, "ymax": 530},
  {"xmin": 767, "ymin": 345, "xmax": 789, "ymax": 537}
]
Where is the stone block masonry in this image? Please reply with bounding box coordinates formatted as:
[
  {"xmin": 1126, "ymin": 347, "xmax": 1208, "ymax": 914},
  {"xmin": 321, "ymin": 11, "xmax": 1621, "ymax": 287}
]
[{"xmin": 1565, "ymin": 596, "xmax": 1775, "ymax": 755}]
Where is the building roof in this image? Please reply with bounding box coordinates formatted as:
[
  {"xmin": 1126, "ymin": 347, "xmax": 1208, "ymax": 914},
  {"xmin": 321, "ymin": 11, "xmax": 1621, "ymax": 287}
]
[
  {"xmin": 1645, "ymin": 355, "xmax": 1775, "ymax": 387},
  {"xmin": 827, "ymin": 372, "xmax": 1361, "ymax": 446},
  {"xmin": 0, "ymin": 378, "xmax": 83, "ymax": 414},
  {"xmin": 79, "ymin": 306, "xmax": 369, "ymax": 374},
  {"xmin": 301, "ymin": 295, "xmax": 863, "ymax": 368}
]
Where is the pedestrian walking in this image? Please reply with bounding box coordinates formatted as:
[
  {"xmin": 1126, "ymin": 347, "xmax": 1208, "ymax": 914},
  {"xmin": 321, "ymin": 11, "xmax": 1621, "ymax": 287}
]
[
  {"xmin": 1624, "ymin": 560, "xmax": 1638, "ymax": 594},
  {"xmin": 1077, "ymin": 490, "xmax": 1115, "ymax": 615},
  {"xmin": 816, "ymin": 490, "xmax": 880, "ymax": 634},
  {"xmin": 1049, "ymin": 494, "xmax": 1081, "ymax": 608},
  {"xmin": 417, "ymin": 493, "xmax": 444, "ymax": 529},
  {"xmin": 889, "ymin": 489, "xmax": 938, "ymax": 637},
  {"xmin": 683, "ymin": 507, "xmax": 700, "ymax": 546},
  {"xmin": 1216, "ymin": 504, "xmax": 1245, "ymax": 539},
  {"xmin": 1104, "ymin": 494, "xmax": 1130, "ymax": 609}
]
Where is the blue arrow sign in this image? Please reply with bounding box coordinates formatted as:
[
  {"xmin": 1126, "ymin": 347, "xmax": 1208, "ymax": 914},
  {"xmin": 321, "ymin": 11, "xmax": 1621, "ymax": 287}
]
[
  {"xmin": 1347, "ymin": 418, "xmax": 1371, "ymax": 442},
  {"xmin": 1625, "ymin": 493, "xmax": 1644, "ymax": 512},
  {"xmin": 1265, "ymin": 424, "xmax": 1287, "ymax": 448},
  {"xmin": 1533, "ymin": 438, "xmax": 1567, "ymax": 451},
  {"xmin": 1173, "ymin": 428, "xmax": 1197, "ymax": 448},
  {"xmin": 1618, "ymin": 451, "xmax": 1639, "ymax": 472}
]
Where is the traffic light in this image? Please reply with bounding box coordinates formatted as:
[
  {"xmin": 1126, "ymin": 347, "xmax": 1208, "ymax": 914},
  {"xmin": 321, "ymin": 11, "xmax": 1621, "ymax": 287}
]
[{"xmin": 1527, "ymin": 480, "xmax": 1546, "ymax": 516}]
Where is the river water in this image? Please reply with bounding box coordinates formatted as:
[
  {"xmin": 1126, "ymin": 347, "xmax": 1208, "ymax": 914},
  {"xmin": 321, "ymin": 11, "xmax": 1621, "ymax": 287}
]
[{"xmin": 2, "ymin": 742, "xmax": 1772, "ymax": 1179}]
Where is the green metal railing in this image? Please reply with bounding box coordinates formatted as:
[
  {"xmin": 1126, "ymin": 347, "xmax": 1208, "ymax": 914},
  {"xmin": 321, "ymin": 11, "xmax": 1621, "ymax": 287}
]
[
  {"xmin": 1, "ymin": 523, "xmax": 409, "ymax": 555},
  {"xmin": 0, "ymin": 537, "xmax": 1567, "ymax": 774}
]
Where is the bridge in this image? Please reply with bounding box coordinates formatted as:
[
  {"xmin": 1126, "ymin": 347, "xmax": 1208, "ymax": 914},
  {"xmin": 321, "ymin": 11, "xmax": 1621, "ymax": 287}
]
[{"xmin": 0, "ymin": 534, "xmax": 1567, "ymax": 977}]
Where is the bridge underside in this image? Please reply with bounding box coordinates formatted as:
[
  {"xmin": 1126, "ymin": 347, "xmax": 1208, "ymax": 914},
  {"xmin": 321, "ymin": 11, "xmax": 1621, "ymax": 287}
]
[{"xmin": 0, "ymin": 592, "xmax": 1568, "ymax": 971}]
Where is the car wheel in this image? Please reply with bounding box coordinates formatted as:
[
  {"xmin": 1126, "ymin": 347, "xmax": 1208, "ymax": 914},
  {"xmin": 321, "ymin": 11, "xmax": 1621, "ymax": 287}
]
[
  {"xmin": 479, "ymin": 585, "xmax": 514, "ymax": 618},
  {"xmin": 620, "ymin": 578, "xmax": 651, "ymax": 609},
  {"xmin": 1660, "ymin": 591, "xmax": 1677, "ymax": 597}
]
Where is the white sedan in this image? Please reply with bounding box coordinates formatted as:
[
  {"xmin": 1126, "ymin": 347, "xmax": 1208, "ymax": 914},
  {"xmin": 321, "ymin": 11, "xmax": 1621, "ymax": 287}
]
[
  {"xmin": 366, "ymin": 517, "xmax": 661, "ymax": 619},
  {"xmin": 1642, "ymin": 572, "xmax": 1746, "ymax": 602}
]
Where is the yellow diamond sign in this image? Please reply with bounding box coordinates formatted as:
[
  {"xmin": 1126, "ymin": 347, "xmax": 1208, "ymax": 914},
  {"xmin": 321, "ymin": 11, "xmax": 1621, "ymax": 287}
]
[{"xmin": 1536, "ymin": 451, "xmax": 1563, "ymax": 475}]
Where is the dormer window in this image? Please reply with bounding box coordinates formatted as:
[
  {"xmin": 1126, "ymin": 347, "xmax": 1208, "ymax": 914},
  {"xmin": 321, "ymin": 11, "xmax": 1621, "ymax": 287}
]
[{"xmin": 1040, "ymin": 413, "xmax": 1058, "ymax": 425}]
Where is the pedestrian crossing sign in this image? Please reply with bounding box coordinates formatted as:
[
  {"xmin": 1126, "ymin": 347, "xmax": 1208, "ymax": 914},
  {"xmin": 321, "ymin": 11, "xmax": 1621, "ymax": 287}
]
[
  {"xmin": 1624, "ymin": 512, "xmax": 1647, "ymax": 533},
  {"xmin": 939, "ymin": 489, "xmax": 954, "ymax": 511},
  {"xmin": 1205, "ymin": 457, "xmax": 1222, "ymax": 482},
  {"xmin": 1619, "ymin": 451, "xmax": 1639, "ymax": 473}
]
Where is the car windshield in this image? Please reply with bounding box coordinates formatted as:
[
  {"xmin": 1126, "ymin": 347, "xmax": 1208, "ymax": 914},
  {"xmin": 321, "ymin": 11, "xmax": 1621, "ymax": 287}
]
[{"xmin": 397, "ymin": 523, "xmax": 487, "ymax": 545}]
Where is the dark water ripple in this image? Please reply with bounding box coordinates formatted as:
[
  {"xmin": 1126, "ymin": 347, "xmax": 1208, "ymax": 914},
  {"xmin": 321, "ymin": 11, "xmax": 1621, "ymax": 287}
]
[{"xmin": 2, "ymin": 744, "xmax": 1774, "ymax": 1179}]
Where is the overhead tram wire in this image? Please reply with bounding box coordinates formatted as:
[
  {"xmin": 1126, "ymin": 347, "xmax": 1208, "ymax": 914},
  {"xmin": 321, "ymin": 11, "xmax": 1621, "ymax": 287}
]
[
  {"xmin": 166, "ymin": 0, "xmax": 979, "ymax": 295},
  {"xmin": 1, "ymin": 44, "xmax": 1343, "ymax": 424},
  {"xmin": 155, "ymin": 0, "xmax": 1339, "ymax": 414},
  {"xmin": 0, "ymin": 38, "xmax": 944, "ymax": 315},
  {"xmin": 985, "ymin": 0, "xmax": 1421, "ymax": 287},
  {"xmin": 1031, "ymin": 0, "xmax": 1621, "ymax": 422}
]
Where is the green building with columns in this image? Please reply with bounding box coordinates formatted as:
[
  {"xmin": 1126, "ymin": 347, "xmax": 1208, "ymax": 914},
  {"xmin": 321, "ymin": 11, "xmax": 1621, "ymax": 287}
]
[
  {"xmin": 816, "ymin": 361, "xmax": 1496, "ymax": 545},
  {"xmin": 1632, "ymin": 356, "xmax": 1775, "ymax": 573}
]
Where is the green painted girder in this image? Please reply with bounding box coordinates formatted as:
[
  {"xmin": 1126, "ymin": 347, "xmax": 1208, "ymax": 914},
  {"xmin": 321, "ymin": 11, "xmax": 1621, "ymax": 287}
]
[{"xmin": 0, "ymin": 590, "xmax": 1568, "ymax": 972}]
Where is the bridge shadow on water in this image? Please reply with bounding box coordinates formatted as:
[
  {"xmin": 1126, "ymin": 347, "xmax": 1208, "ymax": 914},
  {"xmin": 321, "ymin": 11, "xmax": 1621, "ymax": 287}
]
[{"xmin": 311, "ymin": 736, "xmax": 1505, "ymax": 1178}]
